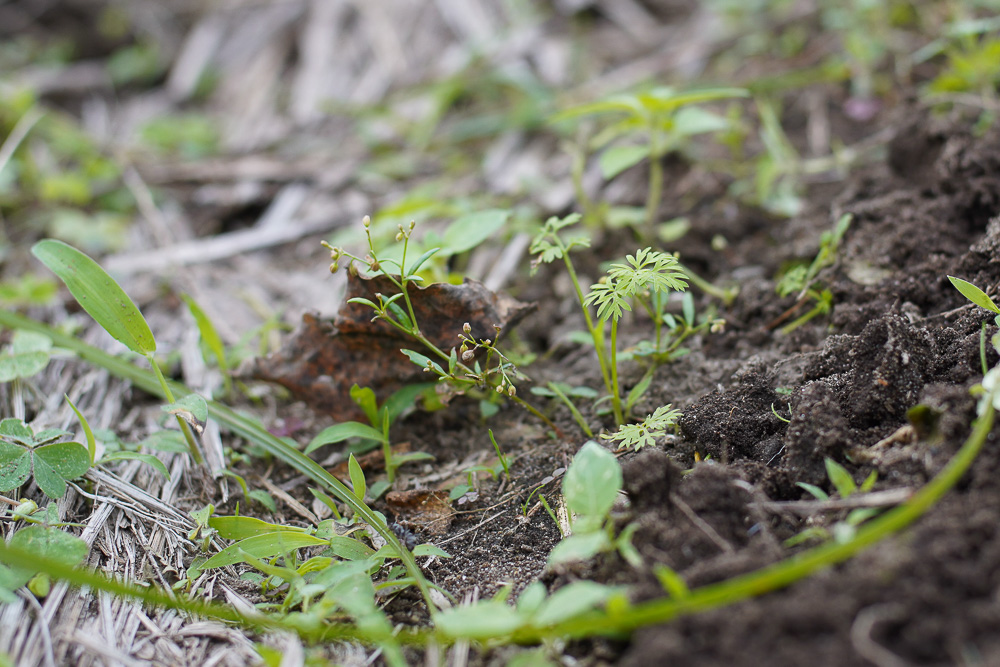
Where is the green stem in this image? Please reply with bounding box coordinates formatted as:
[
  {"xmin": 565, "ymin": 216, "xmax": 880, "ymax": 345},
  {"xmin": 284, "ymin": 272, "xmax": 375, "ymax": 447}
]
[
  {"xmin": 509, "ymin": 396, "xmax": 996, "ymax": 643},
  {"xmin": 609, "ymin": 318, "xmax": 624, "ymax": 424},
  {"xmin": 645, "ymin": 152, "xmax": 663, "ymax": 240},
  {"xmin": 546, "ymin": 382, "xmax": 593, "ymax": 438},
  {"xmin": 561, "ymin": 252, "xmax": 613, "ymax": 398},
  {"xmin": 147, "ymin": 352, "xmax": 203, "ymax": 465},
  {"xmin": 678, "ymin": 262, "xmax": 737, "ymax": 306},
  {"xmin": 0, "ymin": 310, "xmax": 435, "ymax": 613}
]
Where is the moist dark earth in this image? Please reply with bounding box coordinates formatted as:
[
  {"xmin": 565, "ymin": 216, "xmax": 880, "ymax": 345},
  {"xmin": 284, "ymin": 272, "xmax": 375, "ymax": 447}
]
[{"xmin": 344, "ymin": 112, "xmax": 1000, "ymax": 666}]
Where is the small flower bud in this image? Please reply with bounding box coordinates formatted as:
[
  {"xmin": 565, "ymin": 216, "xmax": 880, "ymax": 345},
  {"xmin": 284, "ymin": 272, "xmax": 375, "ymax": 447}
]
[
  {"xmin": 710, "ymin": 319, "xmax": 726, "ymax": 334},
  {"xmin": 396, "ymin": 232, "xmax": 404, "ymax": 242},
  {"xmin": 496, "ymin": 385, "xmax": 504, "ymax": 394},
  {"xmin": 508, "ymin": 385, "xmax": 516, "ymax": 397},
  {"xmin": 483, "ymin": 339, "xmax": 492, "ymax": 346},
  {"xmin": 363, "ymin": 215, "xmax": 371, "ymax": 228},
  {"xmin": 329, "ymin": 262, "xmax": 339, "ymax": 273},
  {"xmin": 409, "ymin": 220, "xmax": 416, "ymax": 231},
  {"xmin": 463, "ymin": 322, "xmax": 472, "ymax": 334},
  {"xmin": 462, "ymin": 350, "xmax": 475, "ymax": 362}
]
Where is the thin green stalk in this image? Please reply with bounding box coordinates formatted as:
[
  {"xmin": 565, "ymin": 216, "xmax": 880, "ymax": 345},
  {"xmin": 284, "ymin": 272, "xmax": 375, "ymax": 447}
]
[
  {"xmin": 644, "ymin": 143, "xmax": 663, "ymax": 239},
  {"xmin": 546, "ymin": 382, "xmax": 594, "ymax": 438},
  {"xmin": 561, "ymin": 252, "xmax": 613, "ymax": 398},
  {"xmin": 508, "ymin": 396, "xmax": 995, "ymax": 643},
  {"xmin": 147, "ymin": 352, "xmax": 203, "ymax": 464},
  {"xmin": 678, "ymin": 262, "xmax": 737, "ymax": 305},
  {"xmin": 609, "ymin": 319, "xmax": 624, "ymax": 424}
]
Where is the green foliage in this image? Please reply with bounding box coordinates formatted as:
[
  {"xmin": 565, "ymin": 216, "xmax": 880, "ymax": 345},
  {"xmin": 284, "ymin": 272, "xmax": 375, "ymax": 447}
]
[
  {"xmin": 139, "ymin": 114, "xmax": 219, "ymax": 159},
  {"xmin": 602, "ymin": 405, "xmax": 681, "ymax": 451},
  {"xmin": 553, "ymin": 86, "xmax": 747, "ymax": 234},
  {"xmin": 0, "ymin": 418, "xmax": 90, "ymax": 499},
  {"xmin": 0, "ymin": 504, "xmax": 88, "ymax": 601},
  {"xmin": 0, "ymin": 330, "xmax": 52, "ymax": 382}
]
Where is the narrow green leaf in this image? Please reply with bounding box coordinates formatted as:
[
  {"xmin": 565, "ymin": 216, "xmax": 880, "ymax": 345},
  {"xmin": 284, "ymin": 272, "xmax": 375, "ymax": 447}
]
[
  {"xmin": 348, "ymin": 453, "xmax": 366, "ymax": 501},
  {"xmin": 405, "ymin": 247, "xmax": 441, "ymax": 277},
  {"xmin": 434, "ymin": 601, "xmax": 525, "ymax": 638},
  {"xmin": 383, "ymin": 383, "xmax": 433, "ymax": 424},
  {"xmin": 31, "ymin": 239, "xmax": 156, "ymax": 354},
  {"xmin": 209, "ymin": 515, "xmax": 305, "ymax": 540},
  {"xmin": 948, "ymin": 276, "xmax": 1000, "ymax": 314},
  {"xmin": 201, "ymin": 532, "xmax": 328, "ymax": 569},
  {"xmin": 100, "ymin": 451, "xmax": 170, "ymax": 480},
  {"xmin": 65, "ymin": 395, "xmax": 96, "ymax": 465},
  {"xmin": 412, "ymin": 543, "xmax": 450, "ymax": 558},
  {"xmin": 328, "ymin": 535, "xmax": 376, "ymax": 560},
  {"xmin": 796, "ymin": 481, "xmax": 829, "ymax": 501},
  {"xmin": 825, "ymin": 458, "xmax": 857, "ymax": 498},
  {"xmin": 305, "ymin": 422, "xmax": 387, "ymax": 455},
  {"xmin": 400, "ymin": 349, "xmax": 444, "ymax": 375},
  {"xmin": 547, "ymin": 531, "xmax": 611, "ymax": 566},
  {"xmin": 181, "ymin": 295, "xmax": 231, "ymax": 387},
  {"xmin": 531, "ymin": 581, "xmax": 618, "ymax": 627}
]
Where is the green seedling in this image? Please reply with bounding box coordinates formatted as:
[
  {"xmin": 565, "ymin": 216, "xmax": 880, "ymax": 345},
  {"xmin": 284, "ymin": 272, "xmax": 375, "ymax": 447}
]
[
  {"xmin": 181, "ymin": 294, "xmax": 233, "ymax": 397},
  {"xmin": 0, "ymin": 503, "xmax": 87, "ymax": 602},
  {"xmin": 31, "ymin": 239, "xmax": 205, "ymax": 464},
  {"xmin": 306, "ymin": 382, "xmax": 434, "ymax": 486},
  {"xmin": 553, "ymin": 85, "xmax": 747, "ymax": 236},
  {"xmin": 532, "ymin": 214, "xmax": 689, "ymax": 424},
  {"xmin": 949, "ymin": 275, "xmax": 1000, "ymax": 373},
  {"xmin": 772, "ymin": 213, "xmax": 852, "ymax": 334},
  {"xmin": 323, "ymin": 216, "xmax": 556, "ymax": 433},
  {"xmin": 531, "ymin": 382, "xmax": 598, "ymax": 437},
  {"xmin": 449, "ymin": 432, "xmax": 511, "ymax": 501},
  {"xmin": 602, "ymin": 405, "xmax": 682, "ymax": 452},
  {"xmin": 788, "ymin": 458, "xmax": 879, "ymax": 546},
  {"xmin": 547, "ymin": 441, "xmax": 635, "ymax": 566}
]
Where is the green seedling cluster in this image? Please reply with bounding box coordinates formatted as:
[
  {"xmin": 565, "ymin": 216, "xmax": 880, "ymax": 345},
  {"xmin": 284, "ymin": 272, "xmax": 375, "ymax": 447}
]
[
  {"xmin": 323, "ymin": 215, "xmax": 556, "ymax": 432},
  {"xmin": 788, "ymin": 458, "xmax": 879, "ymax": 546},
  {"xmin": 531, "ymin": 213, "xmax": 690, "ymax": 425}
]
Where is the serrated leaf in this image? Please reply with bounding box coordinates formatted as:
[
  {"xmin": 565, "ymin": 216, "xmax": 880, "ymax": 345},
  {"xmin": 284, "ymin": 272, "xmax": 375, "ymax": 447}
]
[
  {"xmin": 31, "ymin": 239, "xmax": 156, "ymax": 354},
  {"xmin": 598, "ymin": 145, "xmax": 648, "ymax": 180},
  {"xmin": 100, "ymin": 451, "xmax": 170, "ymax": 480},
  {"xmin": 201, "ymin": 532, "xmax": 329, "ymax": 569},
  {"xmin": 305, "ymin": 422, "xmax": 387, "ymax": 455},
  {"xmin": 563, "ymin": 441, "xmax": 622, "ymax": 519}
]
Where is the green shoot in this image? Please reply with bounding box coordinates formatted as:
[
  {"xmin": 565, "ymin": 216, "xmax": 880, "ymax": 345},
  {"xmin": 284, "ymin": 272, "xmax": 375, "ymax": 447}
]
[
  {"xmin": 602, "ymin": 405, "xmax": 681, "ymax": 452},
  {"xmin": 31, "ymin": 240, "xmax": 204, "ymax": 464}
]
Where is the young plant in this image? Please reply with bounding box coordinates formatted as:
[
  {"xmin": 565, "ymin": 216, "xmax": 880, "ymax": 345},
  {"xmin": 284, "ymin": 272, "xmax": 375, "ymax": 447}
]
[
  {"xmin": 602, "ymin": 405, "xmax": 682, "ymax": 452},
  {"xmin": 31, "ymin": 240, "xmax": 205, "ymax": 464},
  {"xmin": 771, "ymin": 213, "xmax": 852, "ymax": 334},
  {"xmin": 322, "ymin": 216, "xmax": 556, "ymax": 433},
  {"xmin": 552, "ymin": 86, "xmax": 748, "ymax": 237},
  {"xmin": 305, "ymin": 383, "xmax": 433, "ymax": 488},
  {"xmin": 531, "ymin": 214, "xmax": 689, "ymax": 425},
  {"xmin": 787, "ymin": 458, "xmax": 879, "ymax": 546}
]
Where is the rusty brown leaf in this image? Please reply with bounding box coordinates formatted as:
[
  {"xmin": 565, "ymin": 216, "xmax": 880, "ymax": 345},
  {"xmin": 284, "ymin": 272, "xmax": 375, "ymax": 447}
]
[{"xmin": 385, "ymin": 489, "xmax": 455, "ymax": 536}]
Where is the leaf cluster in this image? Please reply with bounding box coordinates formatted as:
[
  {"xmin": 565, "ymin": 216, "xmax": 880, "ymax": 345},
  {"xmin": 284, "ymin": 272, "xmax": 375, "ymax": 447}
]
[
  {"xmin": 0, "ymin": 418, "xmax": 90, "ymax": 499},
  {"xmin": 601, "ymin": 405, "xmax": 682, "ymax": 452},
  {"xmin": 584, "ymin": 248, "xmax": 688, "ymax": 322}
]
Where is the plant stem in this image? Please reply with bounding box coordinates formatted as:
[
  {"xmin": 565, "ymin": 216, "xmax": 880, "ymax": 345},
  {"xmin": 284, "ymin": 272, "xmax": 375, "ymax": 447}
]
[
  {"xmin": 561, "ymin": 253, "xmax": 614, "ymax": 399},
  {"xmin": 609, "ymin": 318, "xmax": 624, "ymax": 424},
  {"xmin": 644, "ymin": 130, "xmax": 663, "ymax": 240},
  {"xmin": 678, "ymin": 262, "xmax": 737, "ymax": 305},
  {"xmin": 147, "ymin": 352, "xmax": 203, "ymax": 465}
]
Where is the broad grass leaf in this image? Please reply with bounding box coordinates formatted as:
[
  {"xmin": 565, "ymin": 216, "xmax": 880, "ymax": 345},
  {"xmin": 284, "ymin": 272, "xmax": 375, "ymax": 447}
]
[
  {"xmin": 328, "ymin": 535, "xmax": 376, "ymax": 561},
  {"xmin": 348, "ymin": 453, "xmax": 366, "ymax": 501},
  {"xmin": 563, "ymin": 441, "xmax": 622, "ymax": 519},
  {"xmin": 31, "ymin": 239, "xmax": 156, "ymax": 354},
  {"xmin": 305, "ymin": 422, "xmax": 387, "ymax": 455},
  {"xmin": 201, "ymin": 532, "xmax": 328, "ymax": 569},
  {"xmin": 209, "ymin": 515, "xmax": 305, "ymax": 540}
]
